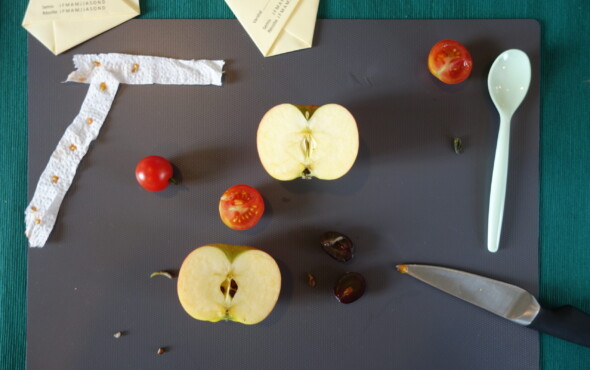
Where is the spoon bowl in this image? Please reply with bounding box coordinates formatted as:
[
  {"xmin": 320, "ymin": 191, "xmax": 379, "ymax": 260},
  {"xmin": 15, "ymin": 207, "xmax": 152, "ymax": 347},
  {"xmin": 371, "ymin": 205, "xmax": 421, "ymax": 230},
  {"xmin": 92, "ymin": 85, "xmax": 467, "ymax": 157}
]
[
  {"xmin": 487, "ymin": 49, "xmax": 531, "ymax": 253},
  {"xmin": 488, "ymin": 50, "xmax": 532, "ymax": 115}
]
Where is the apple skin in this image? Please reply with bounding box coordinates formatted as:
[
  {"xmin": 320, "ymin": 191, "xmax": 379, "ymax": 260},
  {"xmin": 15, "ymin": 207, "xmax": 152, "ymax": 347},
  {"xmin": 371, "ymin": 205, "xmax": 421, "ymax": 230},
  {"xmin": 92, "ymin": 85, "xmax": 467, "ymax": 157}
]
[
  {"xmin": 208, "ymin": 243, "xmax": 251, "ymax": 261},
  {"xmin": 177, "ymin": 244, "xmax": 281, "ymax": 325},
  {"xmin": 295, "ymin": 105, "xmax": 320, "ymax": 118},
  {"xmin": 257, "ymin": 103, "xmax": 359, "ymax": 181}
]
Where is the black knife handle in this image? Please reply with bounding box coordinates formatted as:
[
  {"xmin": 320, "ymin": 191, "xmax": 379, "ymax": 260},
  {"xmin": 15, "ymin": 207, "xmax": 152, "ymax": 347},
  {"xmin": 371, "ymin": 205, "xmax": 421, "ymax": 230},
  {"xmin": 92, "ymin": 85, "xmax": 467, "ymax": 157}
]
[{"xmin": 527, "ymin": 305, "xmax": 590, "ymax": 347}]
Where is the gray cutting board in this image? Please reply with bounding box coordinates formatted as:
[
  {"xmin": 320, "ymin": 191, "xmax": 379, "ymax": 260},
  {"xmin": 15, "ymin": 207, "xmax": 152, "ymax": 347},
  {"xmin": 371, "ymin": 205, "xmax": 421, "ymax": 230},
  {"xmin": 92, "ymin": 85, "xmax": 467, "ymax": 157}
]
[{"xmin": 27, "ymin": 20, "xmax": 540, "ymax": 370}]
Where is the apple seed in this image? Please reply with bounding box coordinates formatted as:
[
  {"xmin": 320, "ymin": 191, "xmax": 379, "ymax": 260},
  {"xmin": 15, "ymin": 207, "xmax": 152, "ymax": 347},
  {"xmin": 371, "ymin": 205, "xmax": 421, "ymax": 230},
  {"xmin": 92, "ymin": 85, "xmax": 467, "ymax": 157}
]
[{"xmin": 307, "ymin": 272, "xmax": 316, "ymax": 287}]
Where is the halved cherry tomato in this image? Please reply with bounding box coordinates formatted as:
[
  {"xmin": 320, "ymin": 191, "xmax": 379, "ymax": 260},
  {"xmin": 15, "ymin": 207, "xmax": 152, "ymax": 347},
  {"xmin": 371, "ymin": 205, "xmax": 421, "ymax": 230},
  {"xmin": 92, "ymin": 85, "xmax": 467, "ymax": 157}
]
[
  {"xmin": 219, "ymin": 185, "xmax": 265, "ymax": 230},
  {"xmin": 428, "ymin": 40, "xmax": 473, "ymax": 84},
  {"xmin": 135, "ymin": 155, "xmax": 176, "ymax": 192}
]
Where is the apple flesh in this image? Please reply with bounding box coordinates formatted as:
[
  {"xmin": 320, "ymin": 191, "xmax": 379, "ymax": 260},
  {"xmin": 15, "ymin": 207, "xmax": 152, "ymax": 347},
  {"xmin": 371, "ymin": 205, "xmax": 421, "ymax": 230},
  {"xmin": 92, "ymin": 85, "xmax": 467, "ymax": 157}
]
[
  {"xmin": 177, "ymin": 244, "xmax": 281, "ymax": 325},
  {"xmin": 257, "ymin": 104, "xmax": 359, "ymax": 180}
]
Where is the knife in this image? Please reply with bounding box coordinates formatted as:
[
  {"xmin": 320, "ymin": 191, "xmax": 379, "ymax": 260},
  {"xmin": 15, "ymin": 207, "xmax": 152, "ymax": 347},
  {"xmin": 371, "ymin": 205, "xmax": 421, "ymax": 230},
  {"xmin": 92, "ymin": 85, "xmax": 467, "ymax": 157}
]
[{"xmin": 396, "ymin": 264, "xmax": 590, "ymax": 347}]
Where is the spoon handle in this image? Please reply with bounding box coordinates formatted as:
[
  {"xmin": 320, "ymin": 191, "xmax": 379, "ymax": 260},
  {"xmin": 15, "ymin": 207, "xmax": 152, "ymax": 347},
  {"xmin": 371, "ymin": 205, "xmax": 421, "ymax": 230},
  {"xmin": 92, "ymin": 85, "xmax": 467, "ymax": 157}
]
[{"xmin": 488, "ymin": 114, "xmax": 511, "ymax": 253}]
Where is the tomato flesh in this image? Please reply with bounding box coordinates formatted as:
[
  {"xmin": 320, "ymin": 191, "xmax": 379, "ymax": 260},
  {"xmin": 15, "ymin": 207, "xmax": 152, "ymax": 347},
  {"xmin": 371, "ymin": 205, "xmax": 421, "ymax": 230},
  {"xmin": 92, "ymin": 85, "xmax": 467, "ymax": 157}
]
[
  {"xmin": 135, "ymin": 155, "xmax": 174, "ymax": 192},
  {"xmin": 428, "ymin": 40, "xmax": 473, "ymax": 84},
  {"xmin": 219, "ymin": 185, "xmax": 265, "ymax": 230}
]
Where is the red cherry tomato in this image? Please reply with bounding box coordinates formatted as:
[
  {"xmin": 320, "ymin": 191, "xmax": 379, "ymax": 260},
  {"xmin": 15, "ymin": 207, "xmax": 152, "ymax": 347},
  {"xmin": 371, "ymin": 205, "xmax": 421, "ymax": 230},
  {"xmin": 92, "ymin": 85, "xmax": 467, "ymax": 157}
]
[
  {"xmin": 135, "ymin": 156, "xmax": 175, "ymax": 192},
  {"xmin": 427, "ymin": 40, "xmax": 473, "ymax": 84},
  {"xmin": 219, "ymin": 185, "xmax": 265, "ymax": 230}
]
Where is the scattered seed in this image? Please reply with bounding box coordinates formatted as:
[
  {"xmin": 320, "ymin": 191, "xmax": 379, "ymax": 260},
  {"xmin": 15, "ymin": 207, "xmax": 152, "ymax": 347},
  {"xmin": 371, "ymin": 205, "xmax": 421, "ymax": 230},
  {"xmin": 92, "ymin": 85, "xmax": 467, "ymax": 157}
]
[
  {"xmin": 113, "ymin": 331, "xmax": 122, "ymax": 338},
  {"xmin": 157, "ymin": 348, "xmax": 165, "ymax": 355},
  {"xmin": 150, "ymin": 271, "xmax": 173, "ymax": 279},
  {"xmin": 99, "ymin": 82, "xmax": 107, "ymax": 91},
  {"xmin": 92, "ymin": 61, "xmax": 101, "ymax": 66},
  {"xmin": 131, "ymin": 63, "xmax": 139, "ymax": 73},
  {"xmin": 69, "ymin": 144, "xmax": 77, "ymax": 151},
  {"xmin": 307, "ymin": 272, "xmax": 316, "ymax": 287},
  {"xmin": 453, "ymin": 137, "xmax": 463, "ymax": 154},
  {"xmin": 35, "ymin": 218, "xmax": 41, "ymax": 225},
  {"xmin": 31, "ymin": 206, "xmax": 38, "ymax": 212},
  {"xmin": 86, "ymin": 117, "xmax": 94, "ymax": 124},
  {"xmin": 79, "ymin": 78, "xmax": 86, "ymax": 82},
  {"xmin": 51, "ymin": 175, "xmax": 59, "ymax": 183}
]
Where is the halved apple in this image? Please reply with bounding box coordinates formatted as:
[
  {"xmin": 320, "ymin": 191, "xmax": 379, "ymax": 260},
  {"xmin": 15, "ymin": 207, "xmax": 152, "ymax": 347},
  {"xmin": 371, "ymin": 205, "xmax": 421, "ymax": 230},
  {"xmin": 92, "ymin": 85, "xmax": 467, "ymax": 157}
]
[
  {"xmin": 177, "ymin": 244, "xmax": 281, "ymax": 325},
  {"xmin": 257, "ymin": 104, "xmax": 359, "ymax": 180}
]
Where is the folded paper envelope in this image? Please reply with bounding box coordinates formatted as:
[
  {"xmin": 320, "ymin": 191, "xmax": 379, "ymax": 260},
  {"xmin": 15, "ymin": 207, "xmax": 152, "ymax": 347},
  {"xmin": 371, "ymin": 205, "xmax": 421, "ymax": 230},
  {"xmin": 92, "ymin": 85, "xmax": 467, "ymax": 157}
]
[
  {"xmin": 225, "ymin": 0, "xmax": 319, "ymax": 57},
  {"xmin": 22, "ymin": 0, "xmax": 140, "ymax": 55}
]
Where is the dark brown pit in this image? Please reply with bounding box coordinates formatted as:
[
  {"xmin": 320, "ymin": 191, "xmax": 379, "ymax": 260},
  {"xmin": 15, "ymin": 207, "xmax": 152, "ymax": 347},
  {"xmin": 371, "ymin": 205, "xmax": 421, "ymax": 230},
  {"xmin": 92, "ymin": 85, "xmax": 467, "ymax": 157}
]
[
  {"xmin": 334, "ymin": 272, "xmax": 366, "ymax": 304},
  {"xmin": 320, "ymin": 231, "xmax": 355, "ymax": 262}
]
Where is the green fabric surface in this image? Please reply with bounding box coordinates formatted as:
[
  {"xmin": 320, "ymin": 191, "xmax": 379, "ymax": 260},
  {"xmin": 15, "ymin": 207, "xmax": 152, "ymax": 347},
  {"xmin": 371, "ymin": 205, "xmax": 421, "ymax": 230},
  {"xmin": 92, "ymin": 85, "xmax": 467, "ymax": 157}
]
[{"xmin": 1, "ymin": 1, "xmax": 589, "ymax": 369}]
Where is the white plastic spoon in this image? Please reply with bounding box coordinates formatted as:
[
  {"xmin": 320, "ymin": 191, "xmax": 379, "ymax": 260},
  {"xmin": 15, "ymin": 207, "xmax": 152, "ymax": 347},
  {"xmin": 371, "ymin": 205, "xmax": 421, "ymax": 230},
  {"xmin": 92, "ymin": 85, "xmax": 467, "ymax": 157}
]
[{"xmin": 487, "ymin": 49, "xmax": 531, "ymax": 253}]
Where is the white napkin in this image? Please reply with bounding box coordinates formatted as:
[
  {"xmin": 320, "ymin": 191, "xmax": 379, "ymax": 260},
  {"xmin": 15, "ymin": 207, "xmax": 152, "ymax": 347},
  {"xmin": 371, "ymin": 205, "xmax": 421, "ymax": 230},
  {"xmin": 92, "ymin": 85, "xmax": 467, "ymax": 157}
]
[
  {"xmin": 22, "ymin": 0, "xmax": 140, "ymax": 55},
  {"xmin": 25, "ymin": 54, "xmax": 225, "ymax": 247},
  {"xmin": 224, "ymin": 0, "xmax": 319, "ymax": 57}
]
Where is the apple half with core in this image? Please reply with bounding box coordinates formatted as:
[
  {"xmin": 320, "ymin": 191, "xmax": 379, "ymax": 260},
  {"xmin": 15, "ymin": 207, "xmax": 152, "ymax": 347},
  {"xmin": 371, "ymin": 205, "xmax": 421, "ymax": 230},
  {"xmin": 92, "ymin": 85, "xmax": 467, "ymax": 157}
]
[
  {"xmin": 177, "ymin": 244, "xmax": 281, "ymax": 325},
  {"xmin": 257, "ymin": 104, "xmax": 359, "ymax": 180}
]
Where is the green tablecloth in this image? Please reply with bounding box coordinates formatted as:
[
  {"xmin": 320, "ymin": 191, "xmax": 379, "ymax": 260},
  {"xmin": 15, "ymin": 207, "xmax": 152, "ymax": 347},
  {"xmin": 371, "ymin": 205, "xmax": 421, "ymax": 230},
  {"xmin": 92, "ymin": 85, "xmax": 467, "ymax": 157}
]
[{"xmin": 1, "ymin": 1, "xmax": 589, "ymax": 369}]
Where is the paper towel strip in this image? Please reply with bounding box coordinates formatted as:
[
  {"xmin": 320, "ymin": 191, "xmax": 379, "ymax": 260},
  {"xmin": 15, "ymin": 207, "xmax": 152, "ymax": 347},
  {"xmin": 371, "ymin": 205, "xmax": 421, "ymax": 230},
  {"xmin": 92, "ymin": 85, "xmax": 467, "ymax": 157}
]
[
  {"xmin": 66, "ymin": 54, "xmax": 224, "ymax": 85},
  {"xmin": 25, "ymin": 54, "xmax": 225, "ymax": 247}
]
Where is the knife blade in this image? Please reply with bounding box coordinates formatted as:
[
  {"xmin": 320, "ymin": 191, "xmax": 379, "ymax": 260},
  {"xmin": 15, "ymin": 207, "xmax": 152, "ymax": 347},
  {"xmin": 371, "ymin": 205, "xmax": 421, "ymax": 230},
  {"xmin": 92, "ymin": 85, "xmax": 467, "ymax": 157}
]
[{"xmin": 396, "ymin": 264, "xmax": 590, "ymax": 347}]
